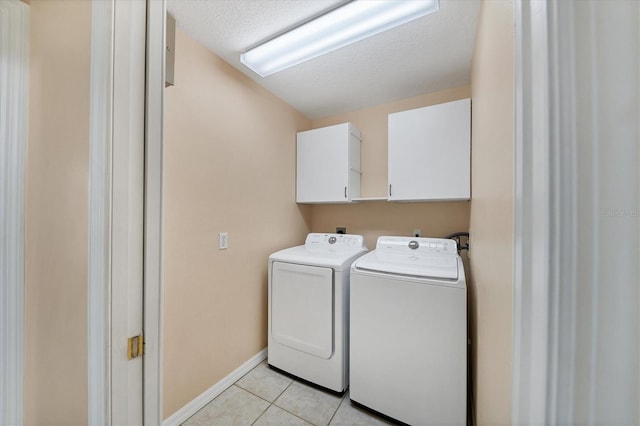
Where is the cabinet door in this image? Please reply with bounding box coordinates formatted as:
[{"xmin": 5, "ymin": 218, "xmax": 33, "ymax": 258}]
[
  {"xmin": 297, "ymin": 123, "xmax": 350, "ymax": 203},
  {"xmin": 388, "ymin": 99, "xmax": 470, "ymax": 201}
]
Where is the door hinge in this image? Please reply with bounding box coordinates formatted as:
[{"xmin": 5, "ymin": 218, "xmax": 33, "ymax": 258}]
[{"xmin": 127, "ymin": 334, "xmax": 144, "ymax": 360}]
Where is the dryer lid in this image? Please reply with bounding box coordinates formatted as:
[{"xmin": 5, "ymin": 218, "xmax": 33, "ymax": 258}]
[{"xmin": 269, "ymin": 233, "xmax": 368, "ymax": 271}]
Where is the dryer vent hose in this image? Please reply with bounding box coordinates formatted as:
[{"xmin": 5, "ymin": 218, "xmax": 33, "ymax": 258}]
[{"xmin": 445, "ymin": 232, "xmax": 469, "ymax": 254}]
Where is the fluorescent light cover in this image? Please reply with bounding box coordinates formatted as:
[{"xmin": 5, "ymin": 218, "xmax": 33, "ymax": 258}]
[{"xmin": 240, "ymin": 0, "xmax": 439, "ymax": 77}]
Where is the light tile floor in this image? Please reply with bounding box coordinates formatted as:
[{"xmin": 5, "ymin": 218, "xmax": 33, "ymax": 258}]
[{"xmin": 182, "ymin": 360, "xmax": 398, "ymax": 426}]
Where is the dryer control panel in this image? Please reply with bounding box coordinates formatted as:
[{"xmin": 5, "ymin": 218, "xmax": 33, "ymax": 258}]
[{"xmin": 305, "ymin": 233, "xmax": 365, "ymax": 252}]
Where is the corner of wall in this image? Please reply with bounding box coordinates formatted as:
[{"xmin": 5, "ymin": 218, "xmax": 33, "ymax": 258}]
[{"xmin": 468, "ymin": 0, "xmax": 515, "ymax": 424}]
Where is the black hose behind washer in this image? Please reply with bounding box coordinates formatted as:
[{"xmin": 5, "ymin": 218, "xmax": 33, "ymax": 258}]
[{"xmin": 445, "ymin": 232, "xmax": 469, "ymax": 254}]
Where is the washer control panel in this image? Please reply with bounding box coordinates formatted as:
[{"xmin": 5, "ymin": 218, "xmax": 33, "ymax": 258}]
[
  {"xmin": 376, "ymin": 236, "xmax": 457, "ymax": 255},
  {"xmin": 305, "ymin": 233, "xmax": 365, "ymax": 251}
]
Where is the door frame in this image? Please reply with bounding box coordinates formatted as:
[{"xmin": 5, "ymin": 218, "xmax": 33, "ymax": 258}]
[
  {"xmin": 88, "ymin": 0, "xmax": 149, "ymax": 423},
  {"xmin": 512, "ymin": 0, "xmax": 639, "ymax": 424},
  {"xmin": 0, "ymin": 1, "xmax": 29, "ymax": 425},
  {"xmin": 143, "ymin": 0, "xmax": 166, "ymax": 423},
  {"xmin": 511, "ymin": 1, "xmax": 554, "ymax": 422},
  {"xmin": 87, "ymin": 0, "xmax": 114, "ymax": 422},
  {"xmin": 88, "ymin": 0, "xmax": 165, "ymax": 424}
]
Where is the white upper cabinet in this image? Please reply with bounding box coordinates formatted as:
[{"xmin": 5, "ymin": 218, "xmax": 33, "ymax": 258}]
[
  {"xmin": 388, "ymin": 98, "xmax": 471, "ymax": 201},
  {"xmin": 296, "ymin": 123, "xmax": 361, "ymax": 203}
]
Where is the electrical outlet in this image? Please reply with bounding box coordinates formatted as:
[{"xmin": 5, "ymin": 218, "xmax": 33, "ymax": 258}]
[
  {"xmin": 218, "ymin": 232, "xmax": 228, "ymax": 249},
  {"xmin": 413, "ymin": 229, "xmax": 422, "ymax": 237}
]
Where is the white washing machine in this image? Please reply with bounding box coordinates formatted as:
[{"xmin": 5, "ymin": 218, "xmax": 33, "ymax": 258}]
[
  {"xmin": 350, "ymin": 236, "xmax": 467, "ymax": 425},
  {"xmin": 268, "ymin": 233, "xmax": 367, "ymax": 392}
]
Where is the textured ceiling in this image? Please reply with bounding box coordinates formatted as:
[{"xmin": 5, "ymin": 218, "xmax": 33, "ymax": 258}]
[{"xmin": 167, "ymin": 0, "xmax": 480, "ymax": 119}]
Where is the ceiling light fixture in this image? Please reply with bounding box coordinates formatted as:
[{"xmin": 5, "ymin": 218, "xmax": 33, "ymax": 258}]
[{"xmin": 240, "ymin": 0, "xmax": 439, "ymax": 78}]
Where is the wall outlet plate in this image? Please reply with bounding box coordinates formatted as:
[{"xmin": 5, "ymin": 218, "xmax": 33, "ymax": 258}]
[{"xmin": 218, "ymin": 232, "xmax": 228, "ymax": 249}]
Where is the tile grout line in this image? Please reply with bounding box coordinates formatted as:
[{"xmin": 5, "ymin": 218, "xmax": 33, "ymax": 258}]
[
  {"xmin": 265, "ymin": 379, "xmax": 316, "ymax": 425},
  {"xmin": 234, "ymin": 362, "xmax": 348, "ymax": 426},
  {"xmin": 245, "ymin": 383, "xmax": 283, "ymax": 425},
  {"xmin": 252, "ymin": 378, "xmax": 329, "ymax": 426},
  {"xmin": 229, "ymin": 384, "xmax": 271, "ymax": 426},
  {"xmin": 273, "ymin": 380, "xmax": 346, "ymax": 426},
  {"xmin": 235, "ymin": 361, "xmax": 290, "ymax": 424},
  {"xmin": 325, "ymin": 389, "xmax": 348, "ymax": 426},
  {"xmin": 247, "ymin": 376, "xmax": 300, "ymax": 426},
  {"xmin": 235, "ymin": 383, "xmax": 277, "ymax": 405}
]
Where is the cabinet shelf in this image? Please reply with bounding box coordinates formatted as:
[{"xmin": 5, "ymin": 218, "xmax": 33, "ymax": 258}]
[{"xmin": 351, "ymin": 197, "xmax": 388, "ymax": 202}]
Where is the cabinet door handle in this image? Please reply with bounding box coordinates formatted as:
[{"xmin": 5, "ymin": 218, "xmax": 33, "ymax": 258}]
[
  {"xmin": 344, "ymin": 186, "xmax": 347, "ymax": 198},
  {"xmin": 389, "ymin": 184, "xmax": 392, "ymax": 197}
]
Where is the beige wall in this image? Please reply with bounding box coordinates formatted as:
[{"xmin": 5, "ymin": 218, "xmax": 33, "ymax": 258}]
[
  {"xmin": 24, "ymin": 0, "xmax": 91, "ymax": 424},
  {"xmin": 162, "ymin": 28, "xmax": 312, "ymax": 418},
  {"xmin": 468, "ymin": 1, "xmax": 514, "ymax": 424},
  {"xmin": 310, "ymin": 87, "xmax": 471, "ymax": 249}
]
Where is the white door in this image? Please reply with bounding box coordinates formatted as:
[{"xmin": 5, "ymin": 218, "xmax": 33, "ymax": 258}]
[
  {"xmin": 271, "ymin": 262, "xmax": 334, "ymax": 358},
  {"xmin": 112, "ymin": 1, "xmax": 165, "ymax": 423},
  {"xmin": 88, "ymin": 0, "xmax": 148, "ymax": 424},
  {"xmin": 110, "ymin": 0, "xmax": 146, "ymax": 423}
]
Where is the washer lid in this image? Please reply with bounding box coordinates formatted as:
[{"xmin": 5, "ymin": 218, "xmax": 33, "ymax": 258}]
[{"xmin": 352, "ymin": 236, "xmax": 459, "ymax": 280}]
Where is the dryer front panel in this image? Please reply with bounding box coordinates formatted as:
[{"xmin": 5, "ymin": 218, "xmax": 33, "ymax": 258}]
[{"xmin": 271, "ymin": 262, "xmax": 334, "ymax": 359}]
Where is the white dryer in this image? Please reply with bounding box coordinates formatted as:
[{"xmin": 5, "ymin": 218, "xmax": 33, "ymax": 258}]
[
  {"xmin": 350, "ymin": 236, "xmax": 467, "ymax": 425},
  {"xmin": 268, "ymin": 233, "xmax": 367, "ymax": 392}
]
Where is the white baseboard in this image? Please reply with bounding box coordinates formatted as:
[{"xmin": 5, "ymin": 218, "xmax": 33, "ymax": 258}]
[{"xmin": 163, "ymin": 348, "xmax": 267, "ymax": 426}]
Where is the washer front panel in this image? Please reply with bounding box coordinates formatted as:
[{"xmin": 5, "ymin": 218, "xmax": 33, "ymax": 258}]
[{"xmin": 350, "ymin": 269, "xmax": 466, "ymax": 425}]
